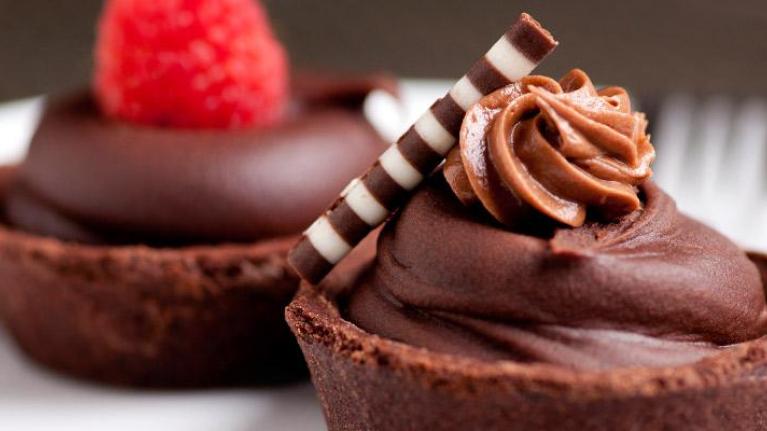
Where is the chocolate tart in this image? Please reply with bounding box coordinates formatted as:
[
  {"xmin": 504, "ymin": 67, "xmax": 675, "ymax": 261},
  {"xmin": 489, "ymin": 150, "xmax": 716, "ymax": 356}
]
[
  {"xmin": 0, "ymin": 210, "xmax": 301, "ymax": 387},
  {"xmin": 286, "ymin": 69, "xmax": 767, "ymax": 429},
  {"xmin": 287, "ymin": 257, "xmax": 767, "ymax": 431},
  {"xmin": 0, "ymin": 74, "xmax": 393, "ymax": 387}
]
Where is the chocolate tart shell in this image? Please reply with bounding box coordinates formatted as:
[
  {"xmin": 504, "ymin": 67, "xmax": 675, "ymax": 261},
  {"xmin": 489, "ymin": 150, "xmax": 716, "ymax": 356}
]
[
  {"xmin": 0, "ymin": 167, "xmax": 307, "ymax": 387},
  {"xmin": 287, "ymin": 255, "xmax": 767, "ymax": 431}
]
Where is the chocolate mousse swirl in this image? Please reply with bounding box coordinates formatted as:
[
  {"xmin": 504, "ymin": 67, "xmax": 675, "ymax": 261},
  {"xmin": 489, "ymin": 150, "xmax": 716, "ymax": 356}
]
[{"xmin": 444, "ymin": 69, "xmax": 655, "ymax": 227}]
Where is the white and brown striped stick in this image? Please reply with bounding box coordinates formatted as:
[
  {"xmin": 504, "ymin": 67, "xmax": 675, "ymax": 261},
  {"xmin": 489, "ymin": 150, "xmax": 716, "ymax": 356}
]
[{"xmin": 289, "ymin": 13, "xmax": 558, "ymax": 284}]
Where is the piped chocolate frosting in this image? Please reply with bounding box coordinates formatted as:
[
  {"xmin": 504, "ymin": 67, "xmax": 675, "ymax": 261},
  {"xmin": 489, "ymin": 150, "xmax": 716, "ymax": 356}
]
[
  {"xmin": 7, "ymin": 73, "xmax": 393, "ymax": 245},
  {"xmin": 444, "ymin": 69, "xmax": 654, "ymax": 228}
]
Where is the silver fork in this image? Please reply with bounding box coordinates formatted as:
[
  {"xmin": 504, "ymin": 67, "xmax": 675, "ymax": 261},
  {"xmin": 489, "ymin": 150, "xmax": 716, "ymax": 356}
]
[{"xmin": 652, "ymin": 94, "xmax": 767, "ymax": 251}]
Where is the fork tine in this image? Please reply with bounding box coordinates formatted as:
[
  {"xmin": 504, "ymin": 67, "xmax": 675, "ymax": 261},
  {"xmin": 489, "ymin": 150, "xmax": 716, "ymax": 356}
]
[
  {"xmin": 651, "ymin": 94, "xmax": 695, "ymax": 201},
  {"xmin": 719, "ymin": 99, "xmax": 767, "ymax": 248},
  {"xmin": 719, "ymin": 99, "xmax": 767, "ymax": 195},
  {"xmin": 681, "ymin": 96, "xmax": 733, "ymax": 222}
]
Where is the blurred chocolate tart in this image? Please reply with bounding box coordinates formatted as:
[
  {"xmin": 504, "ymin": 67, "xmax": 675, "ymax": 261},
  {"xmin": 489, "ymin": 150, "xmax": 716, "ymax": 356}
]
[
  {"xmin": 286, "ymin": 70, "xmax": 767, "ymax": 429},
  {"xmin": 0, "ymin": 0, "xmax": 394, "ymax": 387}
]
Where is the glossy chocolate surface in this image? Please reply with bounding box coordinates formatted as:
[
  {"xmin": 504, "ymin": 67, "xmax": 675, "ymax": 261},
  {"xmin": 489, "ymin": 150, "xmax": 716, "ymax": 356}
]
[
  {"xmin": 8, "ymin": 74, "xmax": 392, "ymax": 244},
  {"xmin": 346, "ymin": 176, "xmax": 767, "ymax": 370}
]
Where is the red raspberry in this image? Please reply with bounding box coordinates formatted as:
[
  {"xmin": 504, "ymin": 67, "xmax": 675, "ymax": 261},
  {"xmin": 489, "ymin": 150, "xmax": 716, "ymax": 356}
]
[{"xmin": 94, "ymin": 0, "xmax": 289, "ymax": 129}]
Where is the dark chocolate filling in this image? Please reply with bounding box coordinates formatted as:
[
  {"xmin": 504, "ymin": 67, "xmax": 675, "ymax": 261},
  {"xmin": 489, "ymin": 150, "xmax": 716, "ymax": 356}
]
[
  {"xmin": 7, "ymin": 74, "xmax": 393, "ymax": 245},
  {"xmin": 345, "ymin": 175, "xmax": 767, "ymax": 370}
]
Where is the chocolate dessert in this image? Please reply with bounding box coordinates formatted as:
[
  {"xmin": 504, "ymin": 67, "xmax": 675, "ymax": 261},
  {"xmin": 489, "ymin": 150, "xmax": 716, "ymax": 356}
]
[
  {"xmin": 0, "ymin": 0, "xmax": 392, "ymax": 386},
  {"xmin": 6, "ymin": 75, "xmax": 392, "ymax": 246},
  {"xmin": 346, "ymin": 70, "xmax": 767, "ymax": 371},
  {"xmin": 286, "ymin": 17, "xmax": 767, "ymax": 429}
]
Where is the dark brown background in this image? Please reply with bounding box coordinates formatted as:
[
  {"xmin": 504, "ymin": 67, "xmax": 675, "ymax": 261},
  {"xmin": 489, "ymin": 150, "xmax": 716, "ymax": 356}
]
[{"xmin": 0, "ymin": 0, "xmax": 765, "ymax": 101}]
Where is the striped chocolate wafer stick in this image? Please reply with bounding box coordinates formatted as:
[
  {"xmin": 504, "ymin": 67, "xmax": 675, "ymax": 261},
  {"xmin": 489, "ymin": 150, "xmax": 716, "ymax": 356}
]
[{"xmin": 290, "ymin": 13, "xmax": 558, "ymax": 284}]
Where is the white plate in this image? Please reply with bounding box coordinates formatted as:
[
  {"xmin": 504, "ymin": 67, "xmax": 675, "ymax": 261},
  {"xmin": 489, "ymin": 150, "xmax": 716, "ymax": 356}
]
[{"xmin": 0, "ymin": 80, "xmax": 451, "ymax": 431}]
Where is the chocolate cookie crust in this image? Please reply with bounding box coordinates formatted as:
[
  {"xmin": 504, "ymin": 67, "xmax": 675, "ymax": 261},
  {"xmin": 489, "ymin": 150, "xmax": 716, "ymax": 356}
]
[
  {"xmin": 287, "ymin": 265, "xmax": 767, "ymax": 431},
  {"xmin": 0, "ymin": 167, "xmax": 306, "ymax": 386}
]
